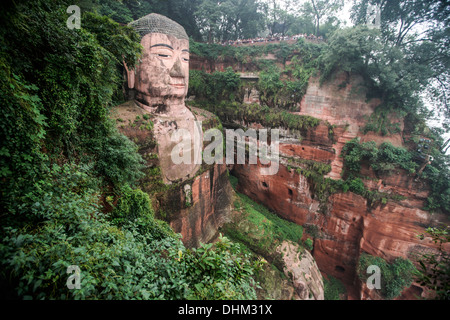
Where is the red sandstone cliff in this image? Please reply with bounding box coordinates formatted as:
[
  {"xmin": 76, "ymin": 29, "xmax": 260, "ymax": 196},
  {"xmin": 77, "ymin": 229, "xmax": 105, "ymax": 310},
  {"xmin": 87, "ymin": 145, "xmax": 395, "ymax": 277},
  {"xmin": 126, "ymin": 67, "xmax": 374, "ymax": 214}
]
[
  {"xmin": 229, "ymin": 72, "xmax": 450, "ymax": 299},
  {"xmin": 111, "ymin": 102, "xmax": 234, "ymax": 248}
]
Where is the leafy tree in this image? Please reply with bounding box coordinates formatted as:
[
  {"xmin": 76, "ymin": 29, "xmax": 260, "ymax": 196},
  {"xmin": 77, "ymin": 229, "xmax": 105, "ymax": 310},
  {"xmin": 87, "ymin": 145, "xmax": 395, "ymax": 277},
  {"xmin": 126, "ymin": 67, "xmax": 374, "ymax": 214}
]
[
  {"xmin": 196, "ymin": 0, "xmax": 265, "ymax": 43},
  {"xmin": 288, "ymin": 13, "xmax": 316, "ymax": 36},
  {"xmin": 420, "ymin": 145, "xmax": 450, "ymax": 214},
  {"xmin": 95, "ymin": 0, "xmax": 135, "ymax": 23},
  {"xmin": 415, "ymin": 226, "xmax": 450, "ymax": 300},
  {"xmin": 262, "ymin": 0, "xmax": 331, "ymax": 37},
  {"xmin": 264, "ymin": 0, "xmax": 300, "ymax": 36},
  {"xmin": 320, "ymin": 25, "xmax": 433, "ymax": 116},
  {"xmin": 0, "ymin": 163, "xmax": 259, "ymax": 300},
  {"xmin": 351, "ymin": 0, "xmax": 450, "ymax": 131},
  {"xmin": 0, "ymin": 0, "xmax": 144, "ymax": 205},
  {"xmin": 189, "ymin": 67, "xmax": 241, "ymax": 102},
  {"xmin": 0, "ymin": 0, "xmax": 261, "ymax": 300},
  {"xmin": 304, "ymin": 0, "xmax": 344, "ymax": 36}
]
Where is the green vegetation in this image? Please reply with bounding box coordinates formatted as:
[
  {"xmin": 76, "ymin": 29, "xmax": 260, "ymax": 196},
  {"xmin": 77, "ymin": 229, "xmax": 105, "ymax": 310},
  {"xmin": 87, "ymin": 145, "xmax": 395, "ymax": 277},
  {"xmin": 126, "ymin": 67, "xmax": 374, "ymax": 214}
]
[
  {"xmin": 0, "ymin": 163, "xmax": 259, "ymax": 299},
  {"xmin": 351, "ymin": 1, "xmax": 449, "ymax": 126},
  {"xmin": 338, "ymin": 138, "xmax": 421, "ymax": 207},
  {"xmin": 189, "ymin": 38, "xmax": 323, "ymax": 111},
  {"xmin": 341, "ymin": 137, "xmax": 450, "ymax": 214},
  {"xmin": 415, "ymin": 226, "xmax": 450, "ymax": 300},
  {"xmin": 303, "ymin": 238, "xmax": 314, "ymax": 251},
  {"xmin": 285, "ymin": 149, "xmax": 407, "ymax": 210},
  {"xmin": 342, "ymin": 138, "xmax": 418, "ymax": 176},
  {"xmin": 189, "ymin": 67, "xmax": 241, "ymax": 103},
  {"xmin": 224, "ymin": 174, "xmax": 310, "ymax": 299},
  {"xmin": 225, "ymin": 192, "xmax": 304, "ymax": 257},
  {"xmin": 189, "ymin": 100, "xmax": 321, "ymax": 133},
  {"xmin": 287, "ymin": 158, "xmax": 343, "ymax": 209},
  {"xmin": 323, "ymin": 275, "xmax": 347, "ymax": 300},
  {"xmin": 357, "ymin": 253, "xmax": 417, "ymax": 300},
  {"xmin": 224, "ymin": 175, "xmax": 303, "ymax": 258},
  {"xmin": 2, "ymin": 0, "xmax": 449, "ymax": 301},
  {"xmin": 362, "ymin": 107, "xmax": 403, "ymax": 136},
  {"xmin": 413, "ymin": 130, "xmax": 450, "ymax": 214},
  {"xmin": 319, "ymin": 3, "xmax": 450, "ymax": 216},
  {"xmin": 0, "ymin": 0, "xmax": 259, "ymax": 300},
  {"xmin": 189, "ymin": 39, "xmax": 272, "ymax": 62}
]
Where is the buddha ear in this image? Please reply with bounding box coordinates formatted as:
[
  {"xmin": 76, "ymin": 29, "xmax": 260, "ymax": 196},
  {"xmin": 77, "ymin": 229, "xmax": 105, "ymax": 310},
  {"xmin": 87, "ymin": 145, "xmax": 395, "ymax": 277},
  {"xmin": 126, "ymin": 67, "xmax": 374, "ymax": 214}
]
[{"xmin": 124, "ymin": 61, "xmax": 135, "ymax": 89}]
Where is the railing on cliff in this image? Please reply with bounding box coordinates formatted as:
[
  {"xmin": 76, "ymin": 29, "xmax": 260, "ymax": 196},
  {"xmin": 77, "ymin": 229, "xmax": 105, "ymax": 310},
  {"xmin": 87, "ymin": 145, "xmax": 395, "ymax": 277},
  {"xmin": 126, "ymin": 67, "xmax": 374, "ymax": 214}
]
[{"xmin": 219, "ymin": 34, "xmax": 325, "ymax": 47}]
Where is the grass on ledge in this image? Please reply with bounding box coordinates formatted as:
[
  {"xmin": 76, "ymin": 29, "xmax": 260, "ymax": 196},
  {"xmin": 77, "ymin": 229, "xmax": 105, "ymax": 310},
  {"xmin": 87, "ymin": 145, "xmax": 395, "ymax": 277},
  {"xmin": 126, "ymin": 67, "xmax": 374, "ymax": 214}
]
[{"xmin": 224, "ymin": 174, "xmax": 303, "ymax": 258}]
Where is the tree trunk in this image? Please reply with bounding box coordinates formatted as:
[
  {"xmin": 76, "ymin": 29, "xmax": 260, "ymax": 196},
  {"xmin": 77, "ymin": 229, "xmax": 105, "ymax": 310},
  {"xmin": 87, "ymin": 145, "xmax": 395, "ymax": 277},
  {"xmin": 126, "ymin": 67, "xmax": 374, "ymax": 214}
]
[
  {"xmin": 316, "ymin": 17, "xmax": 320, "ymax": 36},
  {"xmin": 311, "ymin": 0, "xmax": 320, "ymax": 36}
]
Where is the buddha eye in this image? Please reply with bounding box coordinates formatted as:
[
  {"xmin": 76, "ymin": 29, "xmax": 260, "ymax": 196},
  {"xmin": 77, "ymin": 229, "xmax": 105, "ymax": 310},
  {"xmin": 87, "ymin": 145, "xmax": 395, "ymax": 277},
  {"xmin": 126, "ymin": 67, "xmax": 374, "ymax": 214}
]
[
  {"xmin": 182, "ymin": 57, "xmax": 189, "ymax": 62},
  {"xmin": 157, "ymin": 54, "xmax": 171, "ymax": 58}
]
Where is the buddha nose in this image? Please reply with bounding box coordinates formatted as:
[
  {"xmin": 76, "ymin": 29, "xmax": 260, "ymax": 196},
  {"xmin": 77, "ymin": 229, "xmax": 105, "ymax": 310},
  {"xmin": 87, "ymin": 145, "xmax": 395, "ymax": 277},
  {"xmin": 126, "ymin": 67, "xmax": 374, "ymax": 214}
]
[{"xmin": 169, "ymin": 57, "xmax": 184, "ymax": 78}]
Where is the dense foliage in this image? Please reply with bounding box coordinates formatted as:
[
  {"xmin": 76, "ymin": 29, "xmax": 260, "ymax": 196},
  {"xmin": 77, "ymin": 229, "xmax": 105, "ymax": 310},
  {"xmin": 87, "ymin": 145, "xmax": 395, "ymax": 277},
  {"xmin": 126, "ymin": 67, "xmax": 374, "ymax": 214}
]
[
  {"xmin": 0, "ymin": 0, "xmax": 260, "ymax": 300},
  {"xmin": 357, "ymin": 253, "xmax": 417, "ymax": 300},
  {"xmin": 189, "ymin": 67, "xmax": 241, "ymax": 102},
  {"xmin": 351, "ymin": 0, "xmax": 450, "ymax": 130},
  {"xmin": 189, "ymin": 100, "xmax": 320, "ymax": 133},
  {"xmin": 323, "ymin": 275, "xmax": 346, "ymax": 300},
  {"xmin": 342, "ymin": 138, "xmax": 418, "ymax": 176},
  {"xmin": 92, "ymin": 0, "xmax": 346, "ymax": 43},
  {"xmin": 415, "ymin": 226, "xmax": 450, "ymax": 300},
  {"xmin": 188, "ymin": 39, "xmax": 323, "ymax": 116},
  {"xmin": 224, "ymin": 175, "xmax": 304, "ymax": 269},
  {"xmin": 0, "ymin": 164, "xmax": 259, "ymax": 299},
  {"xmin": 341, "ymin": 137, "xmax": 450, "ymax": 214}
]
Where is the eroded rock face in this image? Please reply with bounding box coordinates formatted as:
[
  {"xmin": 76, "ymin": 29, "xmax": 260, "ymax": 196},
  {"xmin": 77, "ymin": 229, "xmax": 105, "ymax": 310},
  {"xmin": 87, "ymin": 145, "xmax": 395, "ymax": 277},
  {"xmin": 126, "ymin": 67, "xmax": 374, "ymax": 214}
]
[
  {"xmin": 277, "ymin": 241, "xmax": 324, "ymax": 300},
  {"xmin": 152, "ymin": 115, "xmax": 203, "ymax": 184},
  {"xmin": 230, "ymin": 73, "xmax": 450, "ymax": 299},
  {"xmin": 168, "ymin": 161, "xmax": 234, "ymax": 247},
  {"xmin": 125, "ymin": 14, "xmax": 201, "ymax": 184},
  {"xmin": 111, "ymin": 102, "xmax": 233, "ymax": 248},
  {"xmin": 233, "ymin": 146, "xmax": 448, "ymax": 299},
  {"xmin": 114, "ymin": 14, "xmax": 234, "ymax": 248}
]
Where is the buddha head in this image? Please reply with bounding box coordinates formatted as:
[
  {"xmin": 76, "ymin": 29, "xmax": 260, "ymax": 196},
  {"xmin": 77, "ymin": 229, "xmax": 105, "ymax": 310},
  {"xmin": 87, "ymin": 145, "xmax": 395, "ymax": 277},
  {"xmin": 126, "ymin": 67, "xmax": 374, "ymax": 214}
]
[
  {"xmin": 126, "ymin": 14, "xmax": 201, "ymax": 184},
  {"xmin": 126, "ymin": 13, "xmax": 190, "ymax": 111}
]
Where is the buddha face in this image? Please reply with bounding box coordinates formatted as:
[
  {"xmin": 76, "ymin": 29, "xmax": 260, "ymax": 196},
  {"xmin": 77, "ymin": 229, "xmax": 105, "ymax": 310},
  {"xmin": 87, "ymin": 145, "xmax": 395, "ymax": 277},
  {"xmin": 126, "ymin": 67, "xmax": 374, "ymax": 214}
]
[{"xmin": 132, "ymin": 33, "xmax": 190, "ymax": 106}]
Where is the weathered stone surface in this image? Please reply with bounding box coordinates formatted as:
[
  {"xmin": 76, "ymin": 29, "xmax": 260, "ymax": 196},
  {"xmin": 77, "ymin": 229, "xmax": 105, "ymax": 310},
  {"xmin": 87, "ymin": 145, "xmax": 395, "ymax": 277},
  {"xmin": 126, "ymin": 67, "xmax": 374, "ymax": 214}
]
[
  {"xmin": 277, "ymin": 241, "xmax": 324, "ymax": 300},
  {"xmin": 229, "ymin": 71, "xmax": 450, "ymax": 300},
  {"xmin": 111, "ymin": 102, "xmax": 233, "ymax": 248},
  {"xmin": 129, "ymin": 13, "xmax": 189, "ymax": 40},
  {"xmin": 116, "ymin": 16, "xmax": 235, "ymax": 248},
  {"xmin": 169, "ymin": 162, "xmax": 234, "ymax": 247},
  {"xmin": 255, "ymin": 259, "xmax": 295, "ymax": 300}
]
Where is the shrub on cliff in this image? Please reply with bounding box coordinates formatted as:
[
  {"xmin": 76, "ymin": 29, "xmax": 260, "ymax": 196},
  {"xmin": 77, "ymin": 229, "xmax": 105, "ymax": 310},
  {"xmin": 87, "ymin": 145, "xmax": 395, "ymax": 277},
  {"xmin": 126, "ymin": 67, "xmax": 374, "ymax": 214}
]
[
  {"xmin": 341, "ymin": 138, "xmax": 450, "ymax": 214},
  {"xmin": 342, "ymin": 138, "xmax": 418, "ymax": 176},
  {"xmin": 0, "ymin": 163, "xmax": 260, "ymax": 300},
  {"xmin": 415, "ymin": 226, "xmax": 450, "ymax": 300},
  {"xmin": 323, "ymin": 275, "xmax": 346, "ymax": 300},
  {"xmin": 357, "ymin": 253, "xmax": 416, "ymax": 300},
  {"xmin": 188, "ymin": 67, "xmax": 241, "ymax": 102}
]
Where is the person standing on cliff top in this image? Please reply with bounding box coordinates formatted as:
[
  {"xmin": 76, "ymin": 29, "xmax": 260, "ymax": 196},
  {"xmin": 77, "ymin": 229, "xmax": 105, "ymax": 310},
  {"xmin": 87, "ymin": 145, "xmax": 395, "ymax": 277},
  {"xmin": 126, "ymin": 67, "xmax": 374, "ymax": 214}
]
[{"xmin": 124, "ymin": 13, "xmax": 202, "ymax": 184}]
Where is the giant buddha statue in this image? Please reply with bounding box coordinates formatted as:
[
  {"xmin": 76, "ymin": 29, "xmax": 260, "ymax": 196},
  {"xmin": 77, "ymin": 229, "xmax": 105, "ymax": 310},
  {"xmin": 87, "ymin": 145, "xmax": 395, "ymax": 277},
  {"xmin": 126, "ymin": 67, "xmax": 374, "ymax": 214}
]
[{"xmin": 125, "ymin": 13, "xmax": 202, "ymax": 184}]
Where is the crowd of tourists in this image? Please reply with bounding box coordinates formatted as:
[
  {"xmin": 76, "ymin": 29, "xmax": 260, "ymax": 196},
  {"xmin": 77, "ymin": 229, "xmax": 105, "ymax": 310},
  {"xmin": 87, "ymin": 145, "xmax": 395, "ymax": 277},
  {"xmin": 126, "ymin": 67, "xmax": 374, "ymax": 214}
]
[{"xmin": 221, "ymin": 33, "xmax": 324, "ymax": 46}]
